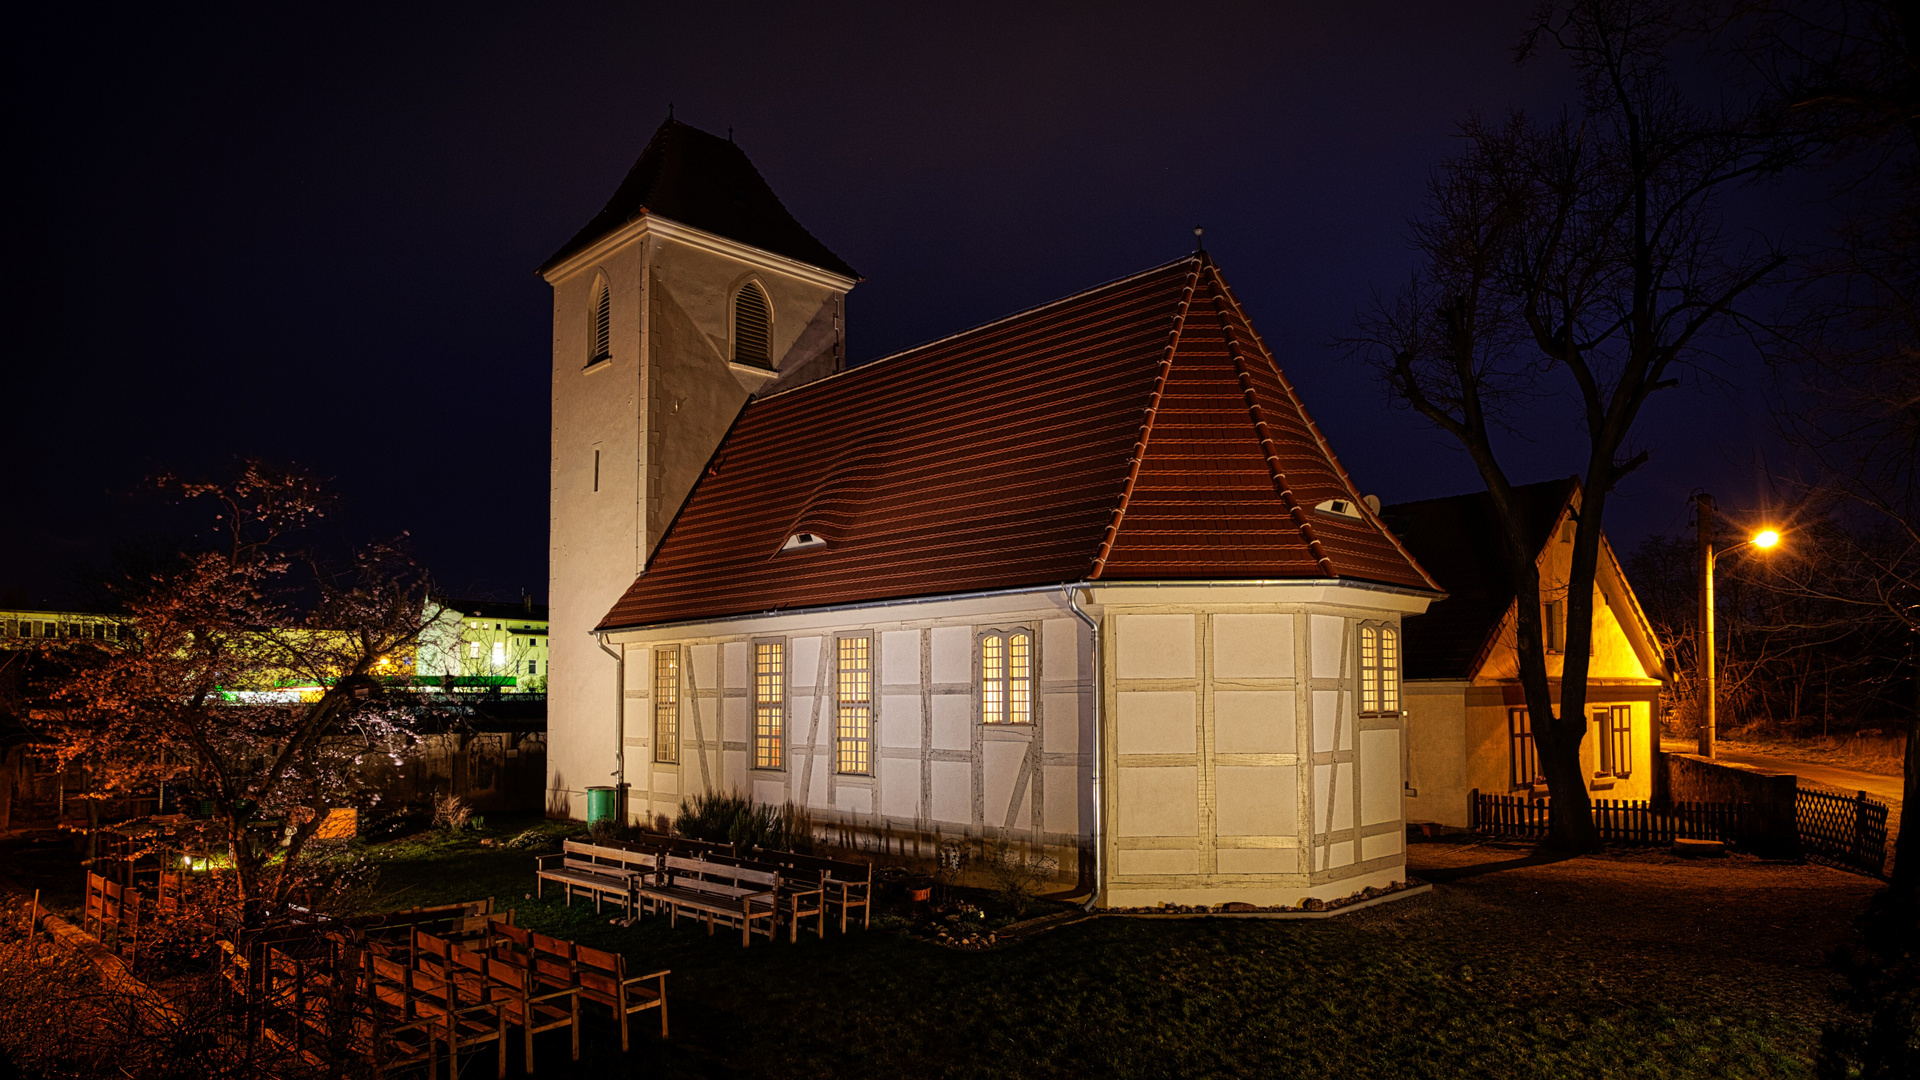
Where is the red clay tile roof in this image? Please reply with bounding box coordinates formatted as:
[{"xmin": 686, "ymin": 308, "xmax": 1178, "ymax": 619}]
[
  {"xmin": 597, "ymin": 255, "xmax": 1438, "ymax": 631},
  {"xmin": 539, "ymin": 118, "xmax": 858, "ymax": 279}
]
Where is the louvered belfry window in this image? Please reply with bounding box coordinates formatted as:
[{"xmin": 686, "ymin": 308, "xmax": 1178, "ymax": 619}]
[
  {"xmin": 588, "ymin": 278, "xmax": 612, "ymax": 365},
  {"xmin": 733, "ymin": 282, "xmax": 771, "ymax": 368}
]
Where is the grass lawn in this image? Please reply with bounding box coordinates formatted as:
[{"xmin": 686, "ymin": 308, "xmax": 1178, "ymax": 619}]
[{"xmin": 352, "ymin": 814, "xmax": 1878, "ymax": 1079}]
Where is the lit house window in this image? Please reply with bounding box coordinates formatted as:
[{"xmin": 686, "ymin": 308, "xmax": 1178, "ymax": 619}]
[
  {"xmin": 836, "ymin": 635, "xmax": 871, "ymax": 774},
  {"xmin": 654, "ymin": 647, "xmax": 680, "ymax": 764},
  {"xmin": 980, "ymin": 629, "xmax": 1033, "ymax": 724},
  {"xmin": 491, "ymin": 642, "xmax": 505, "ymax": 667},
  {"xmin": 755, "ymin": 641, "xmax": 785, "ymax": 769},
  {"xmin": 1509, "ymin": 708, "xmax": 1539, "ymax": 789},
  {"xmin": 733, "ymin": 282, "xmax": 771, "ymax": 368},
  {"xmin": 468, "ymin": 641, "xmax": 481, "ymax": 659},
  {"xmin": 1593, "ymin": 705, "xmax": 1632, "ymax": 779},
  {"xmin": 1359, "ymin": 623, "xmax": 1400, "ymax": 717},
  {"xmin": 588, "ymin": 276, "xmax": 611, "ymax": 365}
]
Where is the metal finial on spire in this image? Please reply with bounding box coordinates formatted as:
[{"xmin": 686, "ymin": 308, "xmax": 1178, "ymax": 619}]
[
  {"xmin": 668, "ymin": 103, "xmax": 675, "ymax": 120},
  {"xmin": 1193, "ymin": 226, "xmax": 1205, "ymax": 253}
]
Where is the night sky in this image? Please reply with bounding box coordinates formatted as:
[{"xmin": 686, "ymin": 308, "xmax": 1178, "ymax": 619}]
[{"xmin": 8, "ymin": 2, "xmax": 1796, "ymax": 609}]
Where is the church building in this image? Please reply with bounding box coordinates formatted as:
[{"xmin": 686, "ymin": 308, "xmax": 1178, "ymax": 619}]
[{"xmin": 542, "ymin": 118, "xmax": 1441, "ymax": 907}]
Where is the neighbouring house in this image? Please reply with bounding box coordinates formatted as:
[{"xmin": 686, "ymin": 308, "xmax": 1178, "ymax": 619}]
[
  {"xmin": 543, "ymin": 117, "xmax": 1441, "ymax": 907},
  {"xmin": 1380, "ymin": 480, "xmax": 1669, "ymax": 828},
  {"xmin": 415, "ymin": 597, "xmax": 551, "ymax": 693}
]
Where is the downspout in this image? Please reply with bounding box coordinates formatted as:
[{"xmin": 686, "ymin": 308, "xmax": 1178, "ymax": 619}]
[
  {"xmin": 1066, "ymin": 586, "xmax": 1102, "ymax": 912},
  {"xmin": 595, "ymin": 633, "xmax": 625, "ymax": 819}
]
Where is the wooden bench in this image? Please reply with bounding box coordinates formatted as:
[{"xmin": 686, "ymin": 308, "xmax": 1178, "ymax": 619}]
[
  {"xmin": 702, "ymin": 852, "xmax": 827, "ymax": 941},
  {"xmin": 635, "ymin": 854, "xmax": 782, "ymax": 947},
  {"xmin": 535, "ymin": 840, "xmax": 643, "ymax": 913},
  {"xmin": 757, "ymin": 850, "xmax": 874, "ymax": 932}
]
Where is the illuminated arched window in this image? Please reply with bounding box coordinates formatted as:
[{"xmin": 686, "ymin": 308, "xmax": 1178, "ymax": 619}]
[
  {"xmin": 733, "ymin": 281, "xmax": 771, "ymax": 368},
  {"xmin": 1359, "ymin": 622, "xmax": 1400, "ymax": 717},
  {"xmin": 980, "ymin": 629, "xmax": 1034, "ymax": 724}
]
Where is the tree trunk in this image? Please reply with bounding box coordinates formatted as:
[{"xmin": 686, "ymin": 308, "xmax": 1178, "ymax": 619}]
[{"xmin": 1891, "ymin": 661, "xmax": 1920, "ymax": 919}]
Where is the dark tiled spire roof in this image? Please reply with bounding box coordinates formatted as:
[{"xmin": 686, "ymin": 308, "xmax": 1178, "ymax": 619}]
[
  {"xmin": 1377, "ymin": 479, "xmax": 1579, "ymax": 680},
  {"xmin": 539, "ymin": 117, "xmax": 858, "ymax": 279},
  {"xmin": 596, "ymin": 255, "xmax": 1437, "ymax": 632}
]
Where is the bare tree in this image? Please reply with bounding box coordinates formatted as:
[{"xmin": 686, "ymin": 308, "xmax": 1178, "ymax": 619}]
[
  {"xmin": 1351, "ymin": 0, "xmax": 1799, "ymax": 848},
  {"xmin": 1712, "ymin": 0, "xmax": 1920, "ymax": 902},
  {"xmin": 42, "ymin": 462, "xmax": 435, "ymax": 922}
]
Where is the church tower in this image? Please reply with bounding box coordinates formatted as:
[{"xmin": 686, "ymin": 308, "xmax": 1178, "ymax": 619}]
[{"xmin": 540, "ymin": 118, "xmax": 858, "ymax": 820}]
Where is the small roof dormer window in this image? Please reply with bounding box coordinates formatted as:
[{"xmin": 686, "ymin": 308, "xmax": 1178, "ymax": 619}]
[
  {"xmin": 780, "ymin": 532, "xmax": 827, "ymax": 553},
  {"xmin": 1314, "ymin": 497, "xmax": 1363, "ymax": 521},
  {"xmin": 733, "ymin": 281, "xmax": 771, "ymax": 368}
]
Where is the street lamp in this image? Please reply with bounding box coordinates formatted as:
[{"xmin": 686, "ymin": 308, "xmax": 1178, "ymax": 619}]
[{"xmin": 1695, "ymin": 493, "xmax": 1783, "ymax": 759}]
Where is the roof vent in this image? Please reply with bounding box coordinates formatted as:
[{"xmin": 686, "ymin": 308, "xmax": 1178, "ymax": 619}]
[
  {"xmin": 1314, "ymin": 498, "xmax": 1363, "ymax": 521},
  {"xmin": 780, "ymin": 532, "xmax": 827, "ymax": 553}
]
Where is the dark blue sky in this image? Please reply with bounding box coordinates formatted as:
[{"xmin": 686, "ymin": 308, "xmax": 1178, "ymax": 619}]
[{"xmin": 7, "ymin": 2, "xmax": 1797, "ymax": 606}]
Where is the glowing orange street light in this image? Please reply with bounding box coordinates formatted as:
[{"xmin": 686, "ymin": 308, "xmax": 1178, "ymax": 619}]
[{"xmin": 1695, "ymin": 493, "xmax": 1783, "ymax": 759}]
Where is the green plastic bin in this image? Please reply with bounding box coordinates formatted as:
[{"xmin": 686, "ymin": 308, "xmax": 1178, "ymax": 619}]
[{"xmin": 585, "ymin": 786, "xmax": 619, "ymax": 827}]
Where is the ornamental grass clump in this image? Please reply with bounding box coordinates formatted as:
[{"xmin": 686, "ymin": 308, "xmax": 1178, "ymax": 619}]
[{"xmin": 675, "ymin": 791, "xmax": 815, "ymax": 854}]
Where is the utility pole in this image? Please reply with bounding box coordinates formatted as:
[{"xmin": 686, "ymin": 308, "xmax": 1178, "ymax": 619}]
[{"xmin": 1697, "ymin": 493, "xmax": 1716, "ymax": 760}]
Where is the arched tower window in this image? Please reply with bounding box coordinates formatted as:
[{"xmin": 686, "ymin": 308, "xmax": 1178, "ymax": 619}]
[
  {"xmin": 733, "ymin": 282, "xmax": 771, "ymax": 368},
  {"xmin": 587, "ymin": 276, "xmax": 612, "ymax": 365}
]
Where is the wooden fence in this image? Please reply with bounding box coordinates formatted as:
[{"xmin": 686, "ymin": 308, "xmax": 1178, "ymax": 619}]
[
  {"xmin": 1469, "ymin": 788, "xmax": 1889, "ymax": 877},
  {"xmin": 1796, "ymin": 788, "xmax": 1889, "ymax": 878}
]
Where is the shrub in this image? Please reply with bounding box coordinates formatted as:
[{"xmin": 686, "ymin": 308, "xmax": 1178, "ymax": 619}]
[
  {"xmin": 675, "ymin": 791, "xmax": 815, "ymax": 853},
  {"xmin": 431, "ymin": 793, "xmax": 473, "ymax": 832},
  {"xmin": 984, "ymin": 838, "xmax": 1058, "ymax": 919}
]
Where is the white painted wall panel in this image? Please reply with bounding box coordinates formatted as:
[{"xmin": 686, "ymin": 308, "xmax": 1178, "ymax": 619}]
[
  {"xmin": 1313, "ymin": 691, "xmax": 1339, "ymax": 753},
  {"xmin": 1043, "ymin": 764, "xmax": 1081, "ymax": 834},
  {"xmin": 1217, "ymin": 848, "xmax": 1292, "ymax": 875},
  {"xmin": 723, "ymin": 751, "xmax": 746, "ymax": 791},
  {"xmin": 790, "ymin": 636, "xmax": 823, "ymax": 691},
  {"xmin": 930, "ymin": 627, "xmax": 971, "ymax": 684},
  {"xmin": 1359, "ymin": 729, "xmax": 1402, "ymax": 826},
  {"xmin": 931, "ymin": 695, "xmax": 970, "ymax": 751},
  {"xmin": 1118, "ymin": 767, "xmax": 1197, "ymax": 836},
  {"xmin": 1042, "ymin": 692, "xmax": 1082, "ymax": 754},
  {"xmin": 806, "ymin": 756, "xmax": 829, "ymax": 809},
  {"xmin": 653, "ymin": 770, "xmax": 679, "ymax": 796},
  {"xmin": 1214, "ymin": 691, "xmax": 1294, "ymax": 754},
  {"xmin": 723, "ymin": 642, "xmax": 748, "ymax": 688},
  {"xmin": 1115, "ymin": 614, "xmax": 1196, "ymax": 679},
  {"xmin": 690, "ymin": 643, "xmax": 718, "ymax": 695},
  {"xmin": 1310, "ymin": 614, "xmax": 1345, "ymax": 678},
  {"xmin": 1042, "ymin": 618, "xmax": 1081, "ymax": 681},
  {"xmin": 880, "ymin": 758, "xmax": 918, "ymax": 818},
  {"xmin": 1117, "ymin": 691, "xmax": 1197, "ymax": 755},
  {"xmin": 752, "ymin": 779, "xmax": 783, "ymax": 806},
  {"xmin": 930, "ymin": 760, "xmax": 971, "ymax": 824},
  {"xmin": 1327, "ymin": 840, "xmax": 1354, "ymax": 868},
  {"xmin": 983, "ymin": 740, "xmax": 1026, "ymax": 827},
  {"xmin": 1330, "ymin": 762, "xmax": 1354, "ymax": 831},
  {"xmin": 1215, "ymin": 766, "xmax": 1297, "ymax": 835},
  {"xmin": 838, "ymin": 785, "xmax": 872, "ymax": 815},
  {"xmin": 1361, "ymin": 830, "xmax": 1402, "ymax": 862},
  {"xmin": 723, "ymin": 698, "xmax": 747, "ymax": 743},
  {"xmin": 880, "ymin": 631, "xmax": 919, "ymax": 685},
  {"xmin": 1117, "ymin": 849, "xmax": 1198, "ymax": 876},
  {"xmin": 624, "ymin": 645, "xmax": 649, "ymax": 694},
  {"xmin": 879, "ymin": 695, "xmax": 922, "ymax": 748},
  {"xmin": 1213, "ymin": 614, "xmax": 1295, "ymax": 678}
]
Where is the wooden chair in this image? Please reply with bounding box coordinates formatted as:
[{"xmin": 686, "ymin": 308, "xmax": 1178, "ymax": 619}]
[
  {"xmin": 409, "ymin": 965, "xmax": 508, "ymax": 1080},
  {"xmin": 486, "ymin": 954, "xmax": 581, "ymax": 1072},
  {"xmin": 573, "ymin": 943, "xmax": 669, "ymax": 1051}
]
